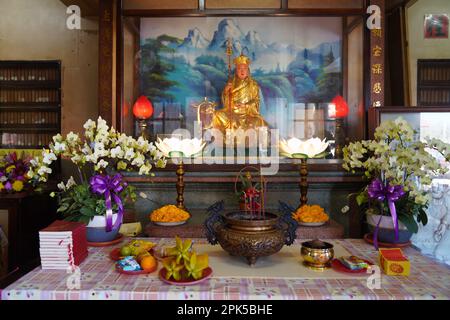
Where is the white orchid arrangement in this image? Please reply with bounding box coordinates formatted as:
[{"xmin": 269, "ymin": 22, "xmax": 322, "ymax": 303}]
[
  {"xmin": 343, "ymin": 117, "xmax": 450, "ymax": 233},
  {"xmin": 26, "ymin": 117, "xmax": 167, "ymax": 224},
  {"xmin": 28, "ymin": 117, "xmax": 166, "ymax": 184}
]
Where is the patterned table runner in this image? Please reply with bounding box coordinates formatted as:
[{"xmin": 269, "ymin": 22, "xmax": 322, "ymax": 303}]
[
  {"xmin": 187, "ymin": 242, "xmax": 367, "ymax": 279},
  {"xmin": 1, "ymin": 238, "xmax": 450, "ymax": 300}
]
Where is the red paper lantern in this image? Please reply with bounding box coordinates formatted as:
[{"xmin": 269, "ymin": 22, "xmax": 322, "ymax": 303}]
[
  {"xmin": 132, "ymin": 95, "xmax": 153, "ymax": 120},
  {"xmin": 329, "ymin": 95, "xmax": 349, "ymax": 118}
]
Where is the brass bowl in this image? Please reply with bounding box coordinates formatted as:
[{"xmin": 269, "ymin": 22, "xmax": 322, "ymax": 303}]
[{"xmin": 301, "ymin": 239, "xmax": 334, "ymax": 270}]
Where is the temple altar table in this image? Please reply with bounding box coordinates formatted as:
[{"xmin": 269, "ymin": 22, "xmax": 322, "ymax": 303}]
[{"xmin": 1, "ymin": 238, "xmax": 450, "ymax": 300}]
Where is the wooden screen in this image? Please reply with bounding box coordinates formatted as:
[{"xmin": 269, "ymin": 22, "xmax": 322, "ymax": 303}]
[
  {"xmin": 418, "ymin": 59, "xmax": 450, "ymax": 106},
  {"xmin": 0, "ymin": 61, "xmax": 61, "ymax": 149}
]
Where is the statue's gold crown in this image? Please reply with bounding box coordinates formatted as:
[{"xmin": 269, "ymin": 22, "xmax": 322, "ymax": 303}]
[{"xmin": 233, "ymin": 54, "xmax": 251, "ymax": 65}]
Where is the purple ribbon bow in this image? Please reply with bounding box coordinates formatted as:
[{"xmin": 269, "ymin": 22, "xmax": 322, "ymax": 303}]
[
  {"xmin": 368, "ymin": 179, "xmax": 405, "ymax": 249},
  {"xmin": 89, "ymin": 174, "xmax": 127, "ymax": 232}
]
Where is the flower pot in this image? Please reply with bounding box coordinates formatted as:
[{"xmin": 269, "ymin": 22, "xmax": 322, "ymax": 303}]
[
  {"xmin": 367, "ymin": 214, "xmax": 413, "ymax": 243},
  {"xmin": 86, "ymin": 214, "xmax": 121, "ymax": 242}
]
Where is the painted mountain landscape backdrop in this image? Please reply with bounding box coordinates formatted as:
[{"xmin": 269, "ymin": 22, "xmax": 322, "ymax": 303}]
[{"xmin": 139, "ymin": 17, "xmax": 342, "ymax": 130}]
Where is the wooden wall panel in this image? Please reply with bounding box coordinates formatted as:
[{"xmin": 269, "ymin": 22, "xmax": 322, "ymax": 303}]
[
  {"xmin": 205, "ymin": 0, "xmax": 280, "ymax": 9},
  {"xmin": 123, "ymin": 0, "xmax": 198, "ymax": 10},
  {"xmin": 99, "ymin": 0, "xmax": 114, "ymax": 124},
  {"xmin": 288, "ymin": 0, "xmax": 363, "ymax": 9}
]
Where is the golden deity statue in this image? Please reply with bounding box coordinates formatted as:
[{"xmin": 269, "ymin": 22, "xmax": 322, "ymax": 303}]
[{"xmin": 211, "ymin": 54, "xmax": 268, "ymax": 133}]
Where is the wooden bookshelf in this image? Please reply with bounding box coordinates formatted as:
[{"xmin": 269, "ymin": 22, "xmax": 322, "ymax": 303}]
[
  {"xmin": 418, "ymin": 59, "xmax": 450, "ymax": 106},
  {"xmin": 0, "ymin": 60, "xmax": 61, "ymax": 149}
]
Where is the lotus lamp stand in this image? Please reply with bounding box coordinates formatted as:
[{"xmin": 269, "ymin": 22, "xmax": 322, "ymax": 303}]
[
  {"xmin": 299, "ymin": 158, "xmax": 308, "ymax": 209},
  {"xmin": 176, "ymin": 159, "xmax": 186, "ymax": 210}
]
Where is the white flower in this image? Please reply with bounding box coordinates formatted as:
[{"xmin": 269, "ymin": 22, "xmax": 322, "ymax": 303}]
[
  {"xmin": 136, "ymin": 136, "xmax": 151, "ymax": 152},
  {"xmin": 155, "ymin": 137, "xmax": 205, "ymax": 158},
  {"xmin": 43, "ymin": 151, "xmax": 57, "ymax": 165},
  {"xmin": 95, "ymin": 131, "xmax": 109, "ymax": 144},
  {"xmin": 124, "ymin": 148, "xmax": 135, "ymax": 161},
  {"xmin": 117, "ymin": 133, "xmax": 128, "ymax": 145},
  {"xmin": 110, "ymin": 146, "xmax": 124, "ymax": 158},
  {"xmin": 83, "ymin": 119, "xmax": 96, "ymax": 130},
  {"xmin": 96, "ymin": 117, "xmax": 109, "ymax": 132},
  {"xmin": 66, "ymin": 132, "xmax": 79, "ymax": 143},
  {"xmin": 139, "ymin": 164, "xmax": 151, "ymax": 175},
  {"xmin": 132, "ymin": 153, "xmax": 145, "ymax": 166},
  {"xmin": 52, "ymin": 133, "xmax": 63, "ymax": 143},
  {"xmin": 341, "ymin": 206, "xmax": 350, "ymax": 214},
  {"xmin": 280, "ymin": 137, "xmax": 329, "ymax": 158},
  {"xmin": 30, "ymin": 158, "xmax": 39, "ymax": 167},
  {"xmin": 54, "ymin": 141, "xmax": 66, "ymax": 152},
  {"xmin": 57, "ymin": 181, "xmax": 66, "ymax": 191},
  {"xmin": 38, "ymin": 166, "xmax": 52, "ymax": 176},
  {"xmin": 66, "ymin": 176, "xmax": 76, "ymax": 189},
  {"xmin": 93, "ymin": 142, "xmax": 108, "ymax": 158},
  {"xmin": 71, "ymin": 154, "xmax": 83, "ymax": 164},
  {"xmin": 85, "ymin": 154, "xmax": 98, "ymax": 164},
  {"xmin": 96, "ymin": 159, "xmax": 109, "ymax": 169},
  {"xmin": 81, "ymin": 143, "xmax": 92, "ymax": 155},
  {"xmin": 148, "ymin": 143, "xmax": 157, "ymax": 153}
]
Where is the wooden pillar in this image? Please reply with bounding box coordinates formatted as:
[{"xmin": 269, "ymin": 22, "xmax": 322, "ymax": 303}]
[
  {"xmin": 116, "ymin": 0, "xmax": 123, "ymax": 131},
  {"xmin": 369, "ymin": 0, "xmax": 386, "ymax": 108},
  {"xmin": 98, "ymin": 0, "xmax": 114, "ymax": 125}
]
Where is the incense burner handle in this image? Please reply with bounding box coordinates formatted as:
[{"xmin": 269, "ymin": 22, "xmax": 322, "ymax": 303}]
[
  {"xmin": 204, "ymin": 201, "xmax": 225, "ymax": 245},
  {"xmin": 278, "ymin": 201, "xmax": 298, "ymax": 246}
]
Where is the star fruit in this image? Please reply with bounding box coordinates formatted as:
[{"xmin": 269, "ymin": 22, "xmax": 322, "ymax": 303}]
[
  {"xmin": 162, "ymin": 257, "xmax": 184, "ymax": 281},
  {"xmin": 166, "ymin": 236, "xmax": 192, "ymax": 264},
  {"xmin": 184, "ymin": 252, "xmax": 209, "ymax": 280}
]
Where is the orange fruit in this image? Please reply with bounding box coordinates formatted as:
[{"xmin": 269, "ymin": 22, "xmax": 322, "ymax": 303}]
[
  {"xmin": 140, "ymin": 255, "xmax": 157, "ymax": 271},
  {"xmin": 136, "ymin": 252, "xmax": 150, "ymax": 263}
]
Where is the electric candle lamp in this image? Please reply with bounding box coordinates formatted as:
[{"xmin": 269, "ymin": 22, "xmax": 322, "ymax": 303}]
[
  {"xmin": 133, "ymin": 95, "xmax": 154, "ymax": 139},
  {"xmin": 329, "ymin": 95, "xmax": 349, "ymax": 159}
]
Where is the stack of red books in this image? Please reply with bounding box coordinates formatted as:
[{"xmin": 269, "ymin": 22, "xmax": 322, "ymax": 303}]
[{"xmin": 39, "ymin": 220, "xmax": 88, "ymax": 270}]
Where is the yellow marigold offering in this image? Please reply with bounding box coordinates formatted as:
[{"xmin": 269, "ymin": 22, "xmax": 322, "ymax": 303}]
[
  {"xmin": 292, "ymin": 205, "xmax": 329, "ymax": 223},
  {"xmin": 150, "ymin": 205, "xmax": 190, "ymax": 223}
]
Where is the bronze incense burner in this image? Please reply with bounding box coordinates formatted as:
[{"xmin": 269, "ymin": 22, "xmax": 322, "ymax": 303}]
[{"xmin": 205, "ymin": 201, "xmax": 298, "ymax": 266}]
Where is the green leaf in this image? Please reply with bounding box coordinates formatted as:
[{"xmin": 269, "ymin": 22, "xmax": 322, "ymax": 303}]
[
  {"xmin": 80, "ymin": 207, "xmax": 95, "ymax": 217},
  {"xmin": 398, "ymin": 214, "xmax": 419, "ymax": 234},
  {"xmin": 57, "ymin": 203, "xmax": 69, "ymax": 213},
  {"xmin": 79, "ymin": 215, "xmax": 91, "ymax": 225},
  {"xmin": 417, "ymin": 209, "xmax": 428, "ymax": 226}
]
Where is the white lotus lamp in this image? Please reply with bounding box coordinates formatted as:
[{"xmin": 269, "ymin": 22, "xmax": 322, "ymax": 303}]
[
  {"xmin": 280, "ymin": 137, "xmax": 329, "ymax": 159},
  {"xmin": 155, "ymin": 137, "xmax": 205, "ymax": 158}
]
